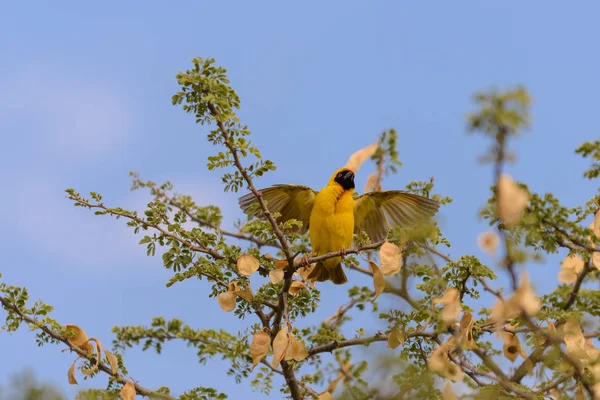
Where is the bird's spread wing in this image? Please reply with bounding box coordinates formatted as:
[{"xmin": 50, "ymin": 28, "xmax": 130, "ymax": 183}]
[
  {"xmin": 238, "ymin": 184, "xmax": 318, "ymax": 234},
  {"xmin": 354, "ymin": 191, "xmax": 440, "ymax": 243}
]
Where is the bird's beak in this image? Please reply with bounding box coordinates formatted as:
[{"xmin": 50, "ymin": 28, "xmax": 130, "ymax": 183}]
[
  {"xmin": 341, "ymin": 171, "xmax": 355, "ymax": 190},
  {"xmin": 333, "ymin": 170, "xmax": 356, "ymax": 190}
]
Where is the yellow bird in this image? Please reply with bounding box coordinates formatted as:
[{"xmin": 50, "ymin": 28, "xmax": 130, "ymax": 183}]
[{"xmin": 238, "ymin": 168, "xmax": 439, "ymax": 285}]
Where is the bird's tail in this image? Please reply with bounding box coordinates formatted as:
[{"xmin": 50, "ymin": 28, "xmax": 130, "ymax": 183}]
[{"xmin": 307, "ymin": 261, "xmax": 348, "ymax": 285}]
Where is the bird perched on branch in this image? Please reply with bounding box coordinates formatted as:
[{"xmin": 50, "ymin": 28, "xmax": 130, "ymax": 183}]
[{"xmin": 238, "ymin": 167, "xmax": 439, "ymax": 285}]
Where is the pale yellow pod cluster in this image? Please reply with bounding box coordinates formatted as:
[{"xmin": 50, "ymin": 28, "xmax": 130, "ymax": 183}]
[
  {"xmin": 496, "ymin": 174, "xmax": 529, "ymax": 227},
  {"xmin": 249, "ymin": 325, "xmax": 310, "ymax": 372},
  {"xmin": 512, "ymin": 273, "xmax": 541, "ymax": 317},
  {"xmin": 343, "ymin": 141, "xmax": 379, "ymax": 173},
  {"xmin": 266, "ymin": 254, "xmax": 314, "ymax": 290},
  {"xmin": 215, "ymin": 253, "xmax": 263, "ymax": 311},
  {"xmin": 502, "ymin": 328, "xmax": 528, "ymax": 362},
  {"xmin": 289, "ymin": 280, "xmax": 307, "ymax": 296},
  {"xmin": 561, "ymin": 318, "xmax": 600, "ymax": 394},
  {"xmin": 368, "ymin": 261, "xmax": 385, "ymax": 299},
  {"xmin": 270, "ymin": 326, "xmax": 309, "ymax": 368},
  {"xmin": 477, "ymin": 231, "xmax": 499, "ymax": 257},
  {"xmin": 265, "ymin": 253, "xmax": 290, "ymax": 284},
  {"xmin": 558, "ymin": 255, "xmax": 584, "ymax": 284},
  {"xmin": 237, "ymin": 253, "xmax": 260, "ymax": 276},
  {"xmin": 432, "ymin": 288, "xmax": 462, "ymax": 325},
  {"xmin": 64, "ymin": 325, "xmax": 119, "ymax": 387},
  {"xmin": 297, "ymin": 264, "xmax": 316, "ymax": 287},
  {"xmin": 222, "ymin": 254, "xmax": 308, "ymax": 311},
  {"xmin": 564, "ymin": 319, "xmax": 587, "ymax": 360},
  {"xmin": 379, "ymin": 241, "xmax": 402, "ymax": 276},
  {"xmin": 120, "ymin": 381, "xmax": 136, "ymax": 400},
  {"xmin": 271, "ymin": 326, "xmax": 290, "ymax": 368},
  {"xmin": 387, "ymin": 329, "xmax": 404, "ymax": 349},
  {"xmin": 65, "ymin": 324, "xmax": 94, "ymax": 355},
  {"xmin": 269, "ymin": 269, "xmax": 285, "ymax": 284},
  {"xmin": 427, "ymin": 337, "xmax": 463, "ymax": 381},
  {"xmin": 250, "ymin": 329, "xmax": 271, "ymax": 371},
  {"xmin": 459, "ymin": 311, "xmax": 478, "ymax": 350},
  {"xmin": 490, "ymin": 272, "xmax": 541, "ymax": 330},
  {"xmin": 365, "ymin": 241, "xmax": 403, "ymax": 300},
  {"xmin": 363, "ymin": 172, "xmax": 379, "ymax": 193},
  {"xmin": 218, "ymin": 281, "xmax": 254, "ymax": 312}
]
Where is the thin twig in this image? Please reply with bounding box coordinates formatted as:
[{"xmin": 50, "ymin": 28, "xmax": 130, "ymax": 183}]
[
  {"xmin": 0, "ymin": 295, "xmax": 174, "ymax": 400},
  {"xmin": 148, "ymin": 185, "xmax": 275, "ymax": 248},
  {"xmin": 206, "ymin": 103, "xmax": 303, "ymax": 400},
  {"xmin": 323, "ymin": 297, "xmax": 364, "ymax": 331},
  {"xmin": 68, "ymin": 196, "xmax": 279, "ymax": 311},
  {"xmin": 207, "ymin": 103, "xmax": 294, "ymax": 263},
  {"xmin": 307, "ymin": 331, "xmax": 436, "ymax": 356},
  {"xmin": 418, "ymin": 243, "xmax": 453, "ymax": 264},
  {"xmin": 511, "ymin": 259, "xmax": 594, "ymax": 383},
  {"xmin": 301, "ymin": 240, "xmax": 386, "ymax": 267},
  {"xmin": 521, "ymin": 315, "xmax": 595, "ymax": 398},
  {"xmin": 564, "ymin": 261, "xmax": 592, "ymax": 310},
  {"xmin": 536, "ymin": 373, "xmax": 573, "ymax": 394}
]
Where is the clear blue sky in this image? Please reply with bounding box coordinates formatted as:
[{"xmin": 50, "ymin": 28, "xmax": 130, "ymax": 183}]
[{"xmin": 0, "ymin": 1, "xmax": 598, "ymax": 398}]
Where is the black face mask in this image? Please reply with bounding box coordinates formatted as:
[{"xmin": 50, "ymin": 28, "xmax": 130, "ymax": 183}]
[{"xmin": 334, "ymin": 170, "xmax": 355, "ymax": 190}]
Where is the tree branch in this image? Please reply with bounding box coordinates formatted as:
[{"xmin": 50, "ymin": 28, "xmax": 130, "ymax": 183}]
[
  {"xmin": 207, "ymin": 103, "xmax": 293, "ymax": 263},
  {"xmin": 0, "ymin": 295, "xmax": 174, "ymax": 400},
  {"xmin": 67, "ymin": 196, "xmax": 278, "ymax": 311},
  {"xmin": 146, "ymin": 184, "xmax": 275, "ymax": 248},
  {"xmin": 118, "ymin": 330, "xmax": 284, "ymax": 375},
  {"xmin": 301, "ymin": 241, "xmax": 386, "ymax": 268},
  {"xmin": 323, "ymin": 297, "xmax": 364, "ymax": 331},
  {"xmin": 68, "ymin": 196, "xmax": 226, "ymax": 261},
  {"xmin": 206, "ymin": 104, "xmax": 305, "ymax": 399},
  {"xmin": 347, "ymin": 263, "xmax": 420, "ymax": 308},
  {"xmin": 418, "ymin": 243, "xmax": 453, "ymax": 264},
  {"xmin": 563, "ymin": 260, "xmax": 592, "ymax": 310},
  {"xmin": 536, "ymin": 373, "xmax": 573, "ymax": 394},
  {"xmin": 511, "ymin": 260, "xmax": 594, "ymax": 383},
  {"xmin": 521, "ymin": 316, "xmax": 595, "ymax": 397},
  {"xmin": 307, "ymin": 331, "xmax": 435, "ymax": 356}
]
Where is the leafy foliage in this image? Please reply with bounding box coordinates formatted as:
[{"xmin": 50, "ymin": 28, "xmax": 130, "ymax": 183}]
[{"xmin": 1, "ymin": 58, "xmax": 600, "ymax": 400}]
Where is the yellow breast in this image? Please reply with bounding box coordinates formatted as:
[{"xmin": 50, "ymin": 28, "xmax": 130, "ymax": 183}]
[{"xmin": 309, "ymin": 186, "xmax": 355, "ymax": 268}]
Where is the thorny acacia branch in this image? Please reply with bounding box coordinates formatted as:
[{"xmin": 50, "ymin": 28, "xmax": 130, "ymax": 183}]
[
  {"xmin": 419, "ymin": 221, "xmax": 588, "ymax": 396},
  {"xmin": 510, "ymin": 258, "xmax": 595, "ymax": 384},
  {"xmin": 207, "ymin": 104, "xmax": 294, "ymax": 262},
  {"xmin": 143, "ymin": 182, "xmax": 274, "ymax": 248},
  {"xmin": 331, "ymin": 240, "xmax": 530, "ymax": 395},
  {"xmin": 307, "ymin": 331, "xmax": 436, "ymax": 356},
  {"xmin": 120, "ymin": 330, "xmax": 284, "ymax": 376},
  {"xmin": 0, "ymin": 295, "xmax": 175, "ymax": 400},
  {"xmin": 67, "ymin": 196, "xmax": 279, "ymax": 311},
  {"xmin": 206, "ymin": 103, "xmax": 304, "ymax": 399},
  {"xmin": 491, "ymin": 123, "xmax": 596, "ymax": 397},
  {"xmin": 323, "ymin": 297, "xmax": 365, "ymax": 331},
  {"xmin": 50, "ymin": 73, "xmax": 598, "ymax": 398}
]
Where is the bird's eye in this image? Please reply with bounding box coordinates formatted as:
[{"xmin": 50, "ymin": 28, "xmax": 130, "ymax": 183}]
[{"xmin": 337, "ymin": 173, "xmax": 342, "ymax": 178}]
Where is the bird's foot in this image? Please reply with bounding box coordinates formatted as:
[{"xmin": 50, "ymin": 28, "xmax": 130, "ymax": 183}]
[
  {"xmin": 300, "ymin": 255, "xmax": 311, "ymax": 267},
  {"xmin": 339, "ymin": 247, "xmax": 347, "ymax": 258}
]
